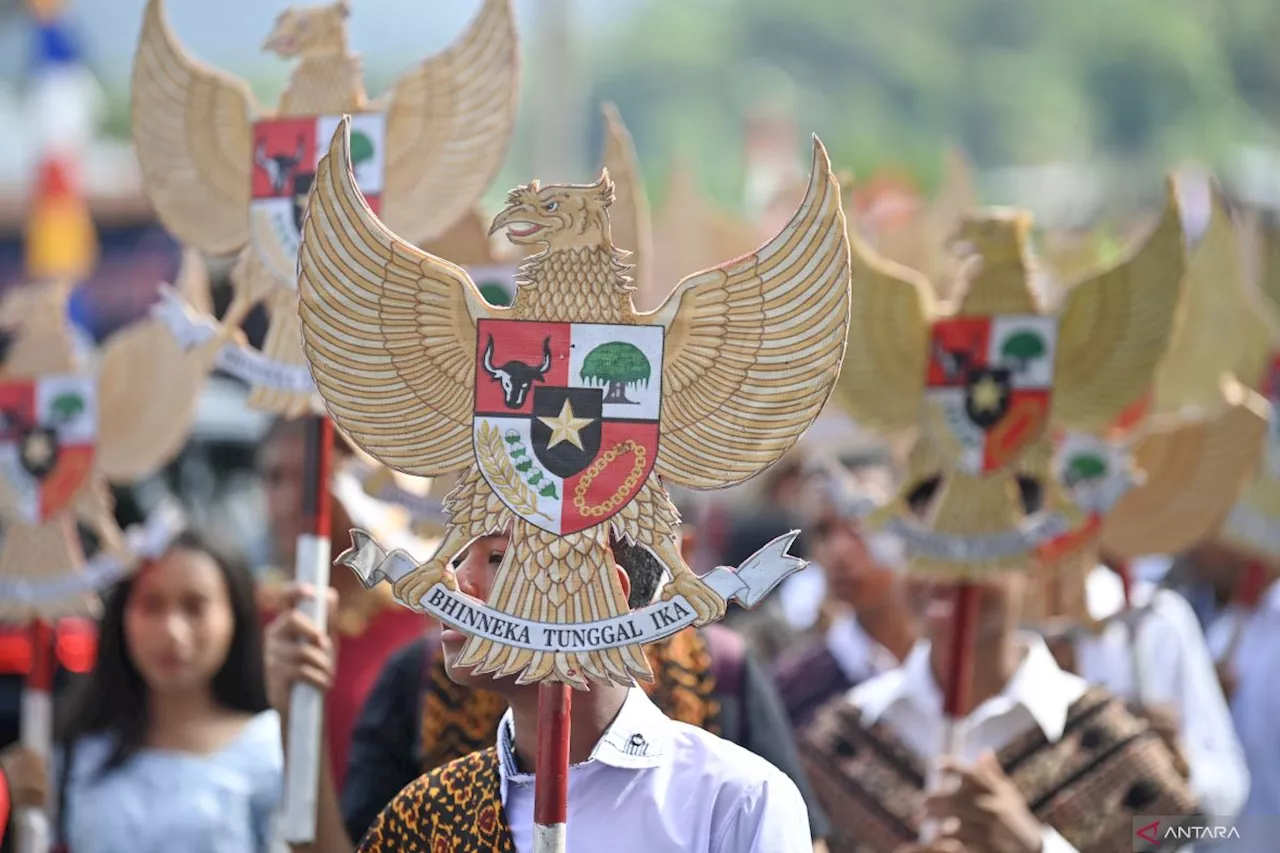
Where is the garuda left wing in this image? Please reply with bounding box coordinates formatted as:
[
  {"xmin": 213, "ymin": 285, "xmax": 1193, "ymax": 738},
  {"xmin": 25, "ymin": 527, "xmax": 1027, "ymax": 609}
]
[
  {"xmin": 1053, "ymin": 182, "xmax": 1186, "ymax": 432},
  {"xmin": 376, "ymin": 0, "xmax": 518, "ymax": 244},
  {"xmin": 644, "ymin": 138, "xmax": 851, "ymax": 489}
]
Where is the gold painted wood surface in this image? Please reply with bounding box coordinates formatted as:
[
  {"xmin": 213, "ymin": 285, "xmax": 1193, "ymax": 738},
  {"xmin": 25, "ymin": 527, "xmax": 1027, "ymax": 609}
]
[
  {"xmin": 1101, "ymin": 382, "xmax": 1269, "ymax": 557},
  {"xmin": 131, "ymin": 0, "xmax": 519, "ymax": 417},
  {"xmin": 297, "ymin": 119, "xmax": 850, "ymax": 686},
  {"xmin": 0, "ymin": 278, "xmax": 202, "ymax": 620},
  {"xmin": 834, "ymin": 184, "xmax": 1185, "ymax": 577}
]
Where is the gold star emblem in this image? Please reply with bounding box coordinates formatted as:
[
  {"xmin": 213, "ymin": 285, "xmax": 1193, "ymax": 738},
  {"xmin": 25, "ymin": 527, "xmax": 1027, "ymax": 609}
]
[
  {"xmin": 22, "ymin": 433, "xmax": 53, "ymax": 468},
  {"xmin": 970, "ymin": 374, "xmax": 1005, "ymax": 413},
  {"xmin": 538, "ymin": 399, "xmax": 594, "ymax": 450}
]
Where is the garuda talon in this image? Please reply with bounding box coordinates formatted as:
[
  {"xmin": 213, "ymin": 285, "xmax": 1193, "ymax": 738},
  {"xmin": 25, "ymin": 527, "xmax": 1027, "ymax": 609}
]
[
  {"xmin": 298, "ymin": 119, "xmax": 851, "ymax": 688},
  {"xmin": 131, "ymin": 0, "xmax": 518, "ymax": 416}
]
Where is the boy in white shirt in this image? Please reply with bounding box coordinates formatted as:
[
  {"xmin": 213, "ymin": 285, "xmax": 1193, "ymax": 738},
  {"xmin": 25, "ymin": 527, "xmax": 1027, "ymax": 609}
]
[{"xmin": 354, "ymin": 534, "xmax": 812, "ymax": 853}]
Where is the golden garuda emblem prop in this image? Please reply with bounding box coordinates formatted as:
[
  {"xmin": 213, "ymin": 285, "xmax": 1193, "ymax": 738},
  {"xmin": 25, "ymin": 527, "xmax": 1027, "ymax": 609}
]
[
  {"xmin": 0, "ymin": 280, "xmax": 195, "ymax": 620},
  {"xmin": 1034, "ymin": 385, "xmax": 1269, "ymax": 570},
  {"xmin": 1182, "ymin": 197, "xmax": 1280, "ymax": 563},
  {"xmin": 830, "ymin": 187, "xmax": 1186, "ymax": 574},
  {"xmin": 300, "ymin": 119, "xmax": 851, "ymax": 687},
  {"xmin": 131, "ymin": 0, "xmax": 518, "ymax": 416},
  {"xmin": 1030, "ymin": 188, "xmax": 1273, "ymax": 564}
]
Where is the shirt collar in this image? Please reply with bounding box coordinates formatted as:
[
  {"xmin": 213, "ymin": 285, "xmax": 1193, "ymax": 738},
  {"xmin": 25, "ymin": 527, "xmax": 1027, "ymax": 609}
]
[
  {"xmin": 853, "ymin": 632, "xmax": 1086, "ymax": 744},
  {"xmin": 1261, "ymin": 578, "xmax": 1280, "ymax": 614},
  {"xmin": 497, "ymin": 688, "xmax": 673, "ymax": 799},
  {"xmin": 826, "ymin": 611, "xmax": 898, "ymax": 682}
]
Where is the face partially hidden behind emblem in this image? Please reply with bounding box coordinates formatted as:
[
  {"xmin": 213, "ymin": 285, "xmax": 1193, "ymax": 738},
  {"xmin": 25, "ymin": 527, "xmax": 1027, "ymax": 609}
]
[
  {"xmin": 832, "ymin": 188, "xmax": 1187, "ymax": 579},
  {"xmin": 298, "ymin": 117, "xmax": 851, "ymax": 688}
]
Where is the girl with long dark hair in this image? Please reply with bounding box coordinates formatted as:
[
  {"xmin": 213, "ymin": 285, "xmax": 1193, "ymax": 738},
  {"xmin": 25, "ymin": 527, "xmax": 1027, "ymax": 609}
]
[{"xmin": 0, "ymin": 530, "xmax": 283, "ymax": 852}]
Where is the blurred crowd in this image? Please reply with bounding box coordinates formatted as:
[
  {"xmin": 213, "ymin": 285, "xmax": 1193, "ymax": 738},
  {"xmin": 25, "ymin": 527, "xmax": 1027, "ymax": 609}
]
[{"xmin": 0, "ymin": 1, "xmax": 1277, "ymax": 852}]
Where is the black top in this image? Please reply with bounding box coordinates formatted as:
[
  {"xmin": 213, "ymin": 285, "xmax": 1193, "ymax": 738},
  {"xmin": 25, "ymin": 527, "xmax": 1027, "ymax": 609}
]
[{"xmin": 341, "ymin": 633, "xmax": 831, "ymax": 843}]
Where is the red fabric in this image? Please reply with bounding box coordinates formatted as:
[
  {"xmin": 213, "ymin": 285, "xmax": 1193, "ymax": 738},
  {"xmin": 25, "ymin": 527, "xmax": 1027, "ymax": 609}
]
[
  {"xmin": 0, "ymin": 619, "xmax": 97, "ymax": 676},
  {"xmin": 261, "ymin": 603, "xmax": 427, "ymax": 788},
  {"xmin": 327, "ymin": 607, "xmax": 427, "ymax": 787}
]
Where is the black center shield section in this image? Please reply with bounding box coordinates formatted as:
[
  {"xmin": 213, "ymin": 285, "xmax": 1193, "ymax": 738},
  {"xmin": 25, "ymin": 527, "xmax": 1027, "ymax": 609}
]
[
  {"xmin": 531, "ymin": 386, "xmax": 603, "ymax": 479},
  {"xmin": 963, "ymin": 366, "xmax": 1012, "ymax": 430},
  {"xmin": 19, "ymin": 426, "xmax": 60, "ymax": 480},
  {"xmin": 292, "ymin": 172, "xmax": 316, "ymax": 232}
]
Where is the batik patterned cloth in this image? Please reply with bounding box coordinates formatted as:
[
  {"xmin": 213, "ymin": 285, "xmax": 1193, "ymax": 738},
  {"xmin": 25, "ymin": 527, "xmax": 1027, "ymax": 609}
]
[
  {"xmin": 358, "ymin": 747, "xmax": 516, "ymax": 853},
  {"xmin": 418, "ymin": 626, "xmax": 722, "ymax": 772}
]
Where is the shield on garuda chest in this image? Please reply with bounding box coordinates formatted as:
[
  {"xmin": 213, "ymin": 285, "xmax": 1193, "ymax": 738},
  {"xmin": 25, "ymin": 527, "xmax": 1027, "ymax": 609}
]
[
  {"xmin": 249, "ymin": 112, "xmax": 387, "ymax": 287},
  {"xmin": 924, "ymin": 314, "xmax": 1058, "ymax": 473},
  {"xmin": 0, "ymin": 375, "xmax": 97, "ymax": 525},
  {"xmin": 473, "ymin": 319, "xmax": 664, "ymax": 535}
]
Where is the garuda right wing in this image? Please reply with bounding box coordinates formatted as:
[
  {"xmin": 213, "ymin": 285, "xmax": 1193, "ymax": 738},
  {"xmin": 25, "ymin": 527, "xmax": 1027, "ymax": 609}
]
[
  {"xmin": 831, "ymin": 226, "xmax": 936, "ymax": 434},
  {"xmin": 131, "ymin": 0, "xmax": 261, "ymax": 255},
  {"xmin": 297, "ymin": 119, "xmax": 500, "ymax": 476}
]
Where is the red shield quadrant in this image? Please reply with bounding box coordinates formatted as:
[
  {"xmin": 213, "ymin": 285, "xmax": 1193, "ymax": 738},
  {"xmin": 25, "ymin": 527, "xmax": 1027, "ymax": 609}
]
[
  {"xmin": 924, "ymin": 314, "xmax": 1057, "ymax": 473},
  {"xmin": 0, "ymin": 375, "xmax": 97, "ymax": 524},
  {"xmin": 473, "ymin": 319, "xmax": 664, "ymax": 535},
  {"xmin": 249, "ymin": 112, "xmax": 386, "ymax": 286}
]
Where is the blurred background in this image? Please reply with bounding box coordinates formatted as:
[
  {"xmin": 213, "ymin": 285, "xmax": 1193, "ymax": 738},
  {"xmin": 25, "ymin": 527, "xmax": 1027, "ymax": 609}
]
[{"xmin": 0, "ymin": 0, "xmax": 1278, "ymax": 572}]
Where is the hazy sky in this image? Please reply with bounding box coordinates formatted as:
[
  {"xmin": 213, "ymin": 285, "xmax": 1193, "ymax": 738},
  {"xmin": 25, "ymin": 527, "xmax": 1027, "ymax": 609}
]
[{"xmin": 1, "ymin": 0, "xmax": 639, "ymax": 91}]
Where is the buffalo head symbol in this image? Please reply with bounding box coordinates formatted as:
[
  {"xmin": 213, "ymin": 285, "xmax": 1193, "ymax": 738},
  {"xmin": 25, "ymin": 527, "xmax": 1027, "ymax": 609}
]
[
  {"xmin": 254, "ymin": 134, "xmax": 307, "ymax": 194},
  {"xmin": 483, "ymin": 335, "xmax": 552, "ymax": 409}
]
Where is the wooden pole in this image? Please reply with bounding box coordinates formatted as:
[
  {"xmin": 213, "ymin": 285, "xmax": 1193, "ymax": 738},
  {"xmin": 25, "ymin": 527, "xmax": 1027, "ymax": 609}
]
[
  {"xmin": 921, "ymin": 582, "xmax": 979, "ymax": 843},
  {"xmin": 17, "ymin": 620, "xmax": 55, "ymax": 853},
  {"xmin": 533, "ymin": 683, "xmax": 571, "ymax": 853},
  {"xmin": 1216, "ymin": 560, "xmax": 1268, "ymax": 700},
  {"xmin": 282, "ymin": 415, "xmax": 334, "ymax": 843},
  {"xmin": 1113, "ymin": 560, "xmax": 1147, "ymax": 704}
]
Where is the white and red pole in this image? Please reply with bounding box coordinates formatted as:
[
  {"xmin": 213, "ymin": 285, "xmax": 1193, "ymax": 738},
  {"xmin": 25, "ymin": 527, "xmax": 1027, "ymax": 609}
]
[
  {"xmin": 281, "ymin": 415, "xmax": 334, "ymax": 843},
  {"xmin": 534, "ymin": 683, "xmax": 571, "ymax": 852},
  {"xmin": 1112, "ymin": 559, "xmax": 1148, "ymax": 703},
  {"xmin": 18, "ymin": 619, "xmax": 55, "ymax": 853},
  {"xmin": 920, "ymin": 582, "xmax": 979, "ymax": 843}
]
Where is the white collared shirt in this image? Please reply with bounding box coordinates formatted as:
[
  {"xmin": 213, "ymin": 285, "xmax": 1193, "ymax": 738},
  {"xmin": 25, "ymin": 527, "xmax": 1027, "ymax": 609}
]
[
  {"xmin": 1076, "ymin": 565, "xmax": 1249, "ymax": 818},
  {"xmin": 496, "ymin": 688, "xmax": 811, "ymax": 853},
  {"xmin": 848, "ymin": 635, "xmax": 1086, "ymax": 853},
  {"xmin": 825, "ymin": 610, "xmax": 899, "ymax": 684},
  {"xmin": 1213, "ymin": 579, "xmax": 1280, "ymax": 850}
]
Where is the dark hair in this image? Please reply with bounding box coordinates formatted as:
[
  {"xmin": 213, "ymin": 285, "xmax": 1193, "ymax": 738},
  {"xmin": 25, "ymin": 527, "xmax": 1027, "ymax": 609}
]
[
  {"xmin": 259, "ymin": 416, "xmax": 355, "ymax": 458},
  {"xmin": 56, "ymin": 529, "xmax": 269, "ymax": 775},
  {"xmin": 609, "ymin": 534, "xmax": 664, "ymax": 609}
]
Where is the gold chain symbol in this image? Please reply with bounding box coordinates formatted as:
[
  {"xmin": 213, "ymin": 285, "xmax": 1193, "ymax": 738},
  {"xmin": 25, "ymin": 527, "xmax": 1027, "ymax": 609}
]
[{"xmin": 573, "ymin": 440, "xmax": 647, "ymax": 518}]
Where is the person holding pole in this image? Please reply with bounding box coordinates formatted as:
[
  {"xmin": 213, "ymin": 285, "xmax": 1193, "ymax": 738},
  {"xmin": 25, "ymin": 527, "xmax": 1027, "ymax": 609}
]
[
  {"xmin": 291, "ymin": 81, "xmax": 853, "ymax": 848},
  {"xmin": 254, "ymin": 418, "xmax": 431, "ymax": 791},
  {"xmin": 803, "ymin": 183, "xmax": 1202, "ymax": 851},
  {"xmin": 271, "ymin": 533, "xmax": 813, "ymax": 852},
  {"xmin": 264, "ymin": 529, "xmax": 832, "ymax": 851},
  {"xmin": 1022, "ymin": 400, "xmax": 1265, "ymax": 823},
  {"xmin": 798, "ymin": 479, "xmax": 1200, "ymax": 853}
]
